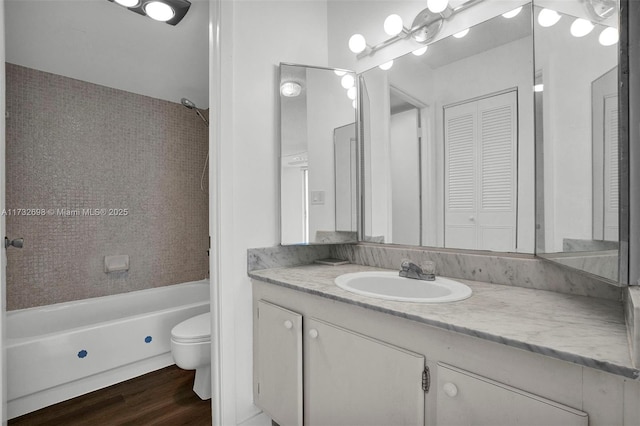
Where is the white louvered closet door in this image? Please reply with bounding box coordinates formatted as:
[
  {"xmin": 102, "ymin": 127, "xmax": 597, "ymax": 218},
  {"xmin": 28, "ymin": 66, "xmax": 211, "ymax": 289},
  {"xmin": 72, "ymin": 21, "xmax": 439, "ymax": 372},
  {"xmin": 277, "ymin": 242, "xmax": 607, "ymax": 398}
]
[
  {"xmin": 445, "ymin": 91, "xmax": 517, "ymax": 251},
  {"xmin": 603, "ymin": 95, "xmax": 619, "ymax": 241}
]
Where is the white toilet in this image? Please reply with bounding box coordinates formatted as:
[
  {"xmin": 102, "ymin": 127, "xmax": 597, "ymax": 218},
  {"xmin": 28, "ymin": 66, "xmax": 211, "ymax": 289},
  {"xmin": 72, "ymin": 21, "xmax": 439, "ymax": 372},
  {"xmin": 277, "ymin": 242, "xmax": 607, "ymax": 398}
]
[{"xmin": 171, "ymin": 312, "xmax": 211, "ymax": 400}]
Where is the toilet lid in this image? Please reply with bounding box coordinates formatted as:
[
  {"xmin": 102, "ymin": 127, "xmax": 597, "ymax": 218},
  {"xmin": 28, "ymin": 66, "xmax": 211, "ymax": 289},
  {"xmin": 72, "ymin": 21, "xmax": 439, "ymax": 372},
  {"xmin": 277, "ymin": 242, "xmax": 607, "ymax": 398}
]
[{"xmin": 171, "ymin": 312, "xmax": 211, "ymax": 343}]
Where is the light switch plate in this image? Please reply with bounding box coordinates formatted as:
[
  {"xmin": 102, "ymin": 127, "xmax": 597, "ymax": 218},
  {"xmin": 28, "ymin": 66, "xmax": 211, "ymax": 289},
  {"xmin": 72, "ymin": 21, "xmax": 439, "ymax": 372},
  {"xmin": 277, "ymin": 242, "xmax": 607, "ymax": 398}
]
[{"xmin": 310, "ymin": 190, "xmax": 325, "ymax": 205}]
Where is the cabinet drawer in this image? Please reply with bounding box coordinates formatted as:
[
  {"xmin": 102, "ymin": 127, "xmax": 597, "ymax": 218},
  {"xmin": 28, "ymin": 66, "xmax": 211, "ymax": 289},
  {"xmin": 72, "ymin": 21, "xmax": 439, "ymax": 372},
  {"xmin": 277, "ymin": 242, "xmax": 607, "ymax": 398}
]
[{"xmin": 437, "ymin": 363, "xmax": 588, "ymax": 426}]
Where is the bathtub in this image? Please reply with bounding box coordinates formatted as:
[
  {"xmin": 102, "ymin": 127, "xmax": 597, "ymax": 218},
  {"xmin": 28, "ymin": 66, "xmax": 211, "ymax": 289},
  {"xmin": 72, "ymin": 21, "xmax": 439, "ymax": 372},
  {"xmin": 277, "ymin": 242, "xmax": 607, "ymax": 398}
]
[{"xmin": 6, "ymin": 279, "xmax": 210, "ymax": 419}]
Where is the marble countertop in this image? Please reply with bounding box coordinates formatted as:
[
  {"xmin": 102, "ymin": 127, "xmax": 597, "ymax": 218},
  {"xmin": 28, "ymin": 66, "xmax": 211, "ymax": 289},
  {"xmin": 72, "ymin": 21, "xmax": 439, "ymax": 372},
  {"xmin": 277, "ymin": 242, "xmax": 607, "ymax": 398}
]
[{"xmin": 249, "ymin": 263, "xmax": 639, "ymax": 380}]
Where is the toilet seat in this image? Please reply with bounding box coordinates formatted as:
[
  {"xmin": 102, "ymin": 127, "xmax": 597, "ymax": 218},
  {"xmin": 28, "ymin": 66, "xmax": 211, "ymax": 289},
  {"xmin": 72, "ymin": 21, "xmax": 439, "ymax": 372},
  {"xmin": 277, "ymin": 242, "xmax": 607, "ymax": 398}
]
[{"xmin": 171, "ymin": 312, "xmax": 210, "ymax": 344}]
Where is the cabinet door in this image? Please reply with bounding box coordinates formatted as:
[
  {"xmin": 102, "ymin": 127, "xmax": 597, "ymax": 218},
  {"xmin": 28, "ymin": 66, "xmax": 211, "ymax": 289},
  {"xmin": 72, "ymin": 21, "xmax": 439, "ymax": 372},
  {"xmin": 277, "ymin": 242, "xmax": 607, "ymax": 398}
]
[
  {"xmin": 437, "ymin": 363, "xmax": 588, "ymax": 426},
  {"xmin": 305, "ymin": 318, "xmax": 425, "ymax": 426},
  {"xmin": 256, "ymin": 300, "xmax": 302, "ymax": 426}
]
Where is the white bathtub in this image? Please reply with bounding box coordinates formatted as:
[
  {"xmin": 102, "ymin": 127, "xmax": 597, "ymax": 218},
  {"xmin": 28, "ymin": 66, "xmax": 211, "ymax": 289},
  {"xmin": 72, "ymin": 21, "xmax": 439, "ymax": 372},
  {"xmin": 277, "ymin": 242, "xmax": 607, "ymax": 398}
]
[{"xmin": 6, "ymin": 279, "xmax": 210, "ymax": 419}]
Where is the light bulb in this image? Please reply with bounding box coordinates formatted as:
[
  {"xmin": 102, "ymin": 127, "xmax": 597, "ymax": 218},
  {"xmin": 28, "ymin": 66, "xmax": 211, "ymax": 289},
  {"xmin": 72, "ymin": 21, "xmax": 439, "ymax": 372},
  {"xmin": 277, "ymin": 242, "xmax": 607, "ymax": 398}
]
[
  {"xmin": 384, "ymin": 14, "xmax": 404, "ymax": 36},
  {"xmin": 538, "ymin": 9, "xmax": 561, "ymax": 27},
  {"xmin": 534, "ymin": 84, "xmax": 544, "ymax": 92},
  {"xmin": 427, "ymin": 0, "xmax": 449, "ymax": 14},
  {"xmin": 453, "ymin": 28, "xmax": 469, "ymax": 39},
  {"xmin": 334, "ymin": 70, "xmax": 347, "ymax": 77},
  {"xmin": 280, "ymin": 82, "xmax": 302, "ymax": 97},
  {"xmin": 348, "ymin": 34, "xmax": 367, "ymax": 53},
  {"xmin": 502, "ymin": 7, "xmax": 522, "ymax": 19},
  {"xmin": 144, "ymin": 1, "xmax": 175, "ymax": 21},
  {"xmin": 347, "ymin": 87, "xmax": 357, "ymax": 100},
  {"xmin": 599, "ymin": 27, "xmax": 619, "ymax": 46},
  {"xmin": 570, "ymin": 18, "xmax": 594, "ymax": 37},
  {"xmin": 412, "ymin": 46, "xmax": 428, "ymax": 56},
  {"xmin": 352, "ymin": 100, "xmax": 357, "ymax": 109},
  {"xmin": 115, "ymin": 0, "xmax": 139, "ymax": 7},
  {"xmin": 379, "ymin": 60, "xmax": 394, "ymax": 71},
  {"xmin": 341, "ymin": 74, "xmax": 355, "ymax": 89}
]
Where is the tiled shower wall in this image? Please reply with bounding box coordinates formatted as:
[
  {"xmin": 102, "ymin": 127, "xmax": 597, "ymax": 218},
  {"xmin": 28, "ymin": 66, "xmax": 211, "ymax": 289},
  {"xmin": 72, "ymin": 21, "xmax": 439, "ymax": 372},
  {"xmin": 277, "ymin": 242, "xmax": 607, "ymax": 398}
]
[{"xmin": 5, "ymin": 63, "xmax": 209, "ymax": 310}]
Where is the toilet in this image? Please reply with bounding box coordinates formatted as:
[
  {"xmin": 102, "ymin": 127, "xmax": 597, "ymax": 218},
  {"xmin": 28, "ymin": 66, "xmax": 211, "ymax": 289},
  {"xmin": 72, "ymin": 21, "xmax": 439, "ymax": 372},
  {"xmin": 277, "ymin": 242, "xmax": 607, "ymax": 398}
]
[{"xmin": 171, "ymin": 312, "xmax": 211, "ymax": 400}]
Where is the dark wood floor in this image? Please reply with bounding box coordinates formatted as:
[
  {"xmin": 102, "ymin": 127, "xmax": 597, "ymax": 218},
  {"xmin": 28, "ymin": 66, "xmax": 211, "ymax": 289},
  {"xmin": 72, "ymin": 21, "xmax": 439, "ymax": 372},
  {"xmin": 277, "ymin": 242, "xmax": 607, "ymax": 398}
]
[{"xmin": 9, "ymin": 365, "xmax": 212, "ymax": 426}]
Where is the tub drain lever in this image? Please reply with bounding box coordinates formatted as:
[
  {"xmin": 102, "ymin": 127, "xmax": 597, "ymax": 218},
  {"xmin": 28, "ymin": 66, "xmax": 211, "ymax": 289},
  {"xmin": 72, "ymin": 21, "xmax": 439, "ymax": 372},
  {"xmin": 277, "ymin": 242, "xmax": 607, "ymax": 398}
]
[{"xmin": 5, "ymin": 237, "xmax": 24, "ymax": 249}]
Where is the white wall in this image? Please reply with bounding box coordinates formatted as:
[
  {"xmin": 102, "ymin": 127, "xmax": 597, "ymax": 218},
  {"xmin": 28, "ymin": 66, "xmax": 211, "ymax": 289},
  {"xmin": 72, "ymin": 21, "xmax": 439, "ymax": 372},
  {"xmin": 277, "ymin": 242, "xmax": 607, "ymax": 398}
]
[
  {"xmin": 1, "ymin": 0, "xmax": 7, "ymax": 422},
  {"xmin": 216, "ymin": 0, "xmax": 329, "ymax": 423}
]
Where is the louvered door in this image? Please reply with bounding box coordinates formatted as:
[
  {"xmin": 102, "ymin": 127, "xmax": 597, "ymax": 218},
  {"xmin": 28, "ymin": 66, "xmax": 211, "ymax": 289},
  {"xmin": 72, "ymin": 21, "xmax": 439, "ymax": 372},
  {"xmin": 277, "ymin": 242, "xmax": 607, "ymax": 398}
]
[
  {"xmin": 445, "ymin": 91, "xmax": 517, "ymax": 251},
  {"xmin": 603, "ymin": 95, "xmax": 619, "ymax": 241}
]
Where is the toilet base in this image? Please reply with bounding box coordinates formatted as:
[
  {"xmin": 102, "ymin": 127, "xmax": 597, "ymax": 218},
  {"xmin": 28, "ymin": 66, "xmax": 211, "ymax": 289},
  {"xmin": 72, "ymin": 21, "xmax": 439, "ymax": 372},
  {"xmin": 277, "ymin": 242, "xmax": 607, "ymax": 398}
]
[{"xmin": 193, "ymin": 365, "xmax": 211, "ymax": 400}]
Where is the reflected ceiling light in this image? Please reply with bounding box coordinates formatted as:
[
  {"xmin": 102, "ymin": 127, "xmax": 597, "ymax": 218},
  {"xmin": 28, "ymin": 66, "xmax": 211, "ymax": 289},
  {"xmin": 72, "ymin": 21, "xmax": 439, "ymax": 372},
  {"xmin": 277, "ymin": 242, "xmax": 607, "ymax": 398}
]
[
  {"xmin": 412, "ymin": 46, "xmax": 429, "ymax": 56},
  {"xmin": 538, "ymin": 9, "xmax": 561, "ymax": 27},
  {"xmin": 379, "ymin": 60, "xmax": 394, "ymax": 71},
  {"xmin": 115, "ymin": 0, "xmax": 139, "ymax": 7},
  {"xmin": 107, "ymin": 0, "xmax": 191, "ymax": 25},
  {"xmin": 347, "ymin": 87, "xmax": 357, "ymax": 100},
  {"xmin": 334, "ymin": 70, "xmax": 347, "ymax": 77},
  {"xmin": 384, "ymin": 14, "xmax": 404, "ymax": 36},
  {"xmin": 427, "ymin": 0, "xmax": 449, "ymax": 14},
  {"xmin": 453, "ymin": 28, "xmax": 469, "ymax": 38},
  {"xmin": 280, "ymin": 82, "xmax": 302, "ymax": 97},
  {"xmin": 144, "ymin": 1, "xmax": 174, "ymax": 21},
  {"xmin": 502, "ymin": 7, "xmax": 522, "ymax": 19},
  {"xmin": 348, "ymin": 34, "xmax": 367, "ymax": 53},
  {"xmin": 534, "ymin": 84, "xmax": 544, "ymax": 92},
  {"xmin": 570, "ymin": 18, "xmax": 595, "ymax": 37},
  {"xmin": 599, "ymin": 27, "xmax": 619, "ymax": 46},
  {"xmin": 352, "ymin": 100, "xmax": 357, "ymax": 109},
  {"xmin": 341, "ymin": 74, "xmax": 355, "ymax": 89}
]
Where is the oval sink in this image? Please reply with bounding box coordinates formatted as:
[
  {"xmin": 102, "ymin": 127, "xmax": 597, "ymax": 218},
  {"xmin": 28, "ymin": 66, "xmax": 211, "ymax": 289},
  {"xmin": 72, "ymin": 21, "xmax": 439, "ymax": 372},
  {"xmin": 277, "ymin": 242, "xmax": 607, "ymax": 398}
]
[{"xmin": 335, "ymin": 271, "xmax": 472, "ymax": 303}]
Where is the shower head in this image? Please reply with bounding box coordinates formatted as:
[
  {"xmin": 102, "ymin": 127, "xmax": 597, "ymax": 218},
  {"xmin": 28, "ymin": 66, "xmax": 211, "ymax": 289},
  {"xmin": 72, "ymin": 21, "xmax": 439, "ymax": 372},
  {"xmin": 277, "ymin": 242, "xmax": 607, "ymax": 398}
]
[{"xmin": 181, "ymin": 98, "xmax": 197, "ymax": 110}]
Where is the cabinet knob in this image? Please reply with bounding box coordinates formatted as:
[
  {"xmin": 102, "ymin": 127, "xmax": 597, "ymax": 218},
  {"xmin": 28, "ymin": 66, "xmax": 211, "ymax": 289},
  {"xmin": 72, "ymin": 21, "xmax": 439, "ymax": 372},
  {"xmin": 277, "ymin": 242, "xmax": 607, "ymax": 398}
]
[
  {"xmin": 469, "ymin": 216, "xmax": 475, "ymax": 222},
  {"xmin": 283, "ymin": 320, "xmax": 293, "ymax": 329},
  {"xmin": 308, "ymin": 329, "xmax": 319, "ymax": 339},
  {"xmin": 443, "ymin": 382, "xmax": 458, "ymax": 397}
]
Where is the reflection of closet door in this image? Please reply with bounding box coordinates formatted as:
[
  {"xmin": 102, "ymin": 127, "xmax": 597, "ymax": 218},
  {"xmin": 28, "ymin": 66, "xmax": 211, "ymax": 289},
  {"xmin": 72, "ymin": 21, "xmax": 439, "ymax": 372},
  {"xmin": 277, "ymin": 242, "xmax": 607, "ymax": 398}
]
[
  {"xmin": 444, "ymin": 91, "xmax": 517, "ymax": 251},
  {"xmin": 603, "ymin": 95, "xmax": 619, "ymax": 241}
]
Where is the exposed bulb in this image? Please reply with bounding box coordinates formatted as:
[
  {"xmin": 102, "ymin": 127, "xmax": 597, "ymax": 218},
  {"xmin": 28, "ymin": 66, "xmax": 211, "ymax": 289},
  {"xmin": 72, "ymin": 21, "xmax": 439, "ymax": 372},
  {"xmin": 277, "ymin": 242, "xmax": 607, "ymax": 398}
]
[
  {"xmin": 379, "ymin": 60, "xmax": 394, "ymax": 71},
  {"xmin": 347, "ymin": 87, "xmax": 357, "ymax": 100},
  {"xmin": 352, "ymin": 100, "xmax": 357, "ymax": 109},
  {"xmin": 115, "ymin": 0, "xmax": 139, "ymax": 7},
  {"xmin": 453, "ymin": 28, "xmax": 469, "ymax": 39},
  {"xmin": 341, "ymin": 74, "xmax": 355, "ymax": 89},
  {"xmin": 384, "ymin": 14, "xmax": 404, "ymax": 36},
  {"xmin": 144, "ymin": 1, "xmax": 175, "ymax": 21},
  {"xmin": 502, "ymin": 7, "xmax": 522, "ymax": 19},
  {"xmin": 427, "ymin": 0, "xmax": 449, "ymax": 14},
  {"xmin": 538, "ymin": 9, "xmax": 561, "ymax": 27},
  {"xmin": 349, "ymin": 34, "xmax": 367, "ymax": 53},
  {"xmin": 599, "ymin": 27, "xmax": 619, "ymax": 46},
  {"xmin": 334, "ymin": 70, "xmax": 347, "ymax": 77},
  {"xmin": 534, "ymin": 84, "xmax": 544, "ymax": 92},
  {"xmin": 412, "ymin": 46, "xmax": 428, "ymax": 56},
  {"xmin": 570, "ymin": 18, "xmax": 594, "ymax": 37}
]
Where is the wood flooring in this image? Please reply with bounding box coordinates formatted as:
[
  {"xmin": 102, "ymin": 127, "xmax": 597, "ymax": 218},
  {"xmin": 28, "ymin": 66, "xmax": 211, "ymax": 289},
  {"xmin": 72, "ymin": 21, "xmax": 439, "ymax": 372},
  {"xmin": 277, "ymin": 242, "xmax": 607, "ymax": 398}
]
[{"xmin": 9, "ymin": 365, "xmax": 212, "ymax": 426}]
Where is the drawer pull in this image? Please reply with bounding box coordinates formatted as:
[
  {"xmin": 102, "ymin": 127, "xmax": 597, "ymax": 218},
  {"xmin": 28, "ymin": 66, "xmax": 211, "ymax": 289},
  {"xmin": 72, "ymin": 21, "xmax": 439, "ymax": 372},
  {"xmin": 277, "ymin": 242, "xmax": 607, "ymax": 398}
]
[
  {"xmin": 308, "ymin": 329, "xmax": 319, "ymax": 339},
  {"xmin": 443, "ymin": 382, "xmax": 458, "ymax": 397},
  {"xmin": 283, "ymin": 320, "xmax": 293, "ymax": 329}
]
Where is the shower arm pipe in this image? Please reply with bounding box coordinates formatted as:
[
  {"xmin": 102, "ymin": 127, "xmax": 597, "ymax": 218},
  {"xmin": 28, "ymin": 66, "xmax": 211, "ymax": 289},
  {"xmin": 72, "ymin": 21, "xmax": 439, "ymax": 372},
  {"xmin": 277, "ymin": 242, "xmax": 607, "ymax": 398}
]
[{"xmin": 356, "ymin": 0, "xmax": 483, "ymax": 60}]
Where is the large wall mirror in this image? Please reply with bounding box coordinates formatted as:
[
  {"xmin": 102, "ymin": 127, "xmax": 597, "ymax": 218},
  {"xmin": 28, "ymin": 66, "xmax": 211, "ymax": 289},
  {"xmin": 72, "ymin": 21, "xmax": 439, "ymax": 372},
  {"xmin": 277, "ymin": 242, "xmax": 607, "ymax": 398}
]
[
  {"xmin": 360, "ymin": 6, "xmax": 535, "ymax": 253},
  {"xmin": 534, "ymin": 0, "xmax": 623, "ymax": 284},
  {"xmin": 280, "ymin": 64, "xmax": 358, "ymax": 245}
]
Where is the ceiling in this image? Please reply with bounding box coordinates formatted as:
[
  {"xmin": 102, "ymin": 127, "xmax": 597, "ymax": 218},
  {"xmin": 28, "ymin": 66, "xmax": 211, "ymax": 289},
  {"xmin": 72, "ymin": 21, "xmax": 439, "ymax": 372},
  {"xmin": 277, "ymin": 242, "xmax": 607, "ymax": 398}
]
[{"xmin": 5, "ymin": 0, "xmax": 210, "ymax": 108}]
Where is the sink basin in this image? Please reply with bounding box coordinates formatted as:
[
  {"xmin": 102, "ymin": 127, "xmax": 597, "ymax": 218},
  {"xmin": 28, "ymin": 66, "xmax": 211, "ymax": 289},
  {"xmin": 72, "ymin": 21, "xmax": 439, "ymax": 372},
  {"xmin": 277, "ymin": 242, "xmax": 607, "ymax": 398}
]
[{"xmin": 335, "ymin": 271, "xmax": 472, "ymax": 303}]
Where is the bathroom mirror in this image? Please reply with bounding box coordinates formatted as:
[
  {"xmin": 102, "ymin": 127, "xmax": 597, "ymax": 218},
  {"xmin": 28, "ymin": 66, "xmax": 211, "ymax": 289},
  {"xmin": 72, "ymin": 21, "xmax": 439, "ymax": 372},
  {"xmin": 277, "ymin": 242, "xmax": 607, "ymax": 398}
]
[
  {"xmin": 280, "ymin": 64, "xmax": 358, "ymax": 245},
  {"xmin": 360, "ymin": 6, "xmax": 534, "ymax": 252},
  {"xmin": 533, "ymin": 2, "xmax": 623, "ymax": 283}
]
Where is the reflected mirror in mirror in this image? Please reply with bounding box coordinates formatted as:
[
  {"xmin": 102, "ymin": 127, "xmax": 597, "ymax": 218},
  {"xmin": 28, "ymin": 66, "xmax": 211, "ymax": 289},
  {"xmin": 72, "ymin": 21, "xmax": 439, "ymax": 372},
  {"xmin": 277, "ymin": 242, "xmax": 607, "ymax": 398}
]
[
  {"xmin": 280, "ymin": 64, "xmax": 358, "ymax": 245},
  {"xmin": 360, "ymin": 5, "xmax": 534, "ymax": 253},
  {"xmin": 534, "ymin": 2, "xmax": 621, "ymax": 283}
]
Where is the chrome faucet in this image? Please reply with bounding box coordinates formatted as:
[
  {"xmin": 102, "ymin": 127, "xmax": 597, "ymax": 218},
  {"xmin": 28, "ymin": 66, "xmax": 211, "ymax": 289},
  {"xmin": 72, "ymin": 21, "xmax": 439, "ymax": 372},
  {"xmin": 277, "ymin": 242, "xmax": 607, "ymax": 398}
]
[{"xmin": 399, "ymin": 260, "xmax": 436, "ymax": 281}]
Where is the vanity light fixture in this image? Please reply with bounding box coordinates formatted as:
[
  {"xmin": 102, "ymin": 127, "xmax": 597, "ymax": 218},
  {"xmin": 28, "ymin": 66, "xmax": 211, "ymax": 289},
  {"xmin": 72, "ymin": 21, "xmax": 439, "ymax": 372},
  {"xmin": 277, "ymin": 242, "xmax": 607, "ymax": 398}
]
[
  {"xmin": 502, "ymin": 7, "xmax": 522, "ymax": 19},
  {"xmin": 341, "ymin": 74, "xmax": 355, "ymax": 89},
  {"xmin": 348, "ymin": 34, "xmax": 368, "ymax": 54},
  {"xmin": 453, "ymin": 28, "xmax": 469, "ymax": 38},
  {"xmin": 280, "ymin": 82, "xmax": 302, "ymax": 97},
  {"xmin": 384, "ymin": 14, "xmax": 405, "ymax": 36},
  {"xmin": 347, "ymin": 87, "xmax": 357, "ymax": 100},
  {"xmin": 107, "ymin": 0, "xmax": 191, "ymax": 26},
  {"xmin": 334, "ymin": 70, "xmax": 347, "ymax": 77},
  {"xmin": 599, "ymin": 27, "xmax": 619, "ymax": 46},
  {"xmin": 537, "ymin": 8, "xmax": 562, "ymax": 27},
  {"xmin": 379, "ymin": 60, "xmax": 394, "ymax": 71},
  {"xmin": 412, "ymin": 46, "xmax": 429, "ymax": 56},
  {"xmin": 427, "ymin": 0, "xmax": 449, "ymax": 14},
  {"xmin": 570, "ymin": 18, "xmax": 595, "ymax": 37}
]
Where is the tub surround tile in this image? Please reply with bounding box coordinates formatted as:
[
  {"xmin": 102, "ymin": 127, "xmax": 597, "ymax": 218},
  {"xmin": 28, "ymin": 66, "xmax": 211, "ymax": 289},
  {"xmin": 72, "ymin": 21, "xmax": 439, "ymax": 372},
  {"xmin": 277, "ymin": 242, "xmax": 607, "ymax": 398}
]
[
  {"xmin": 249, "ymin": 264, "xmax": 638, "ymax": 380},
  {"xmin": 626, "ymin": 286, "xmax": 640, "ymax": 368},
  {"xmin": 247, "ymin": 245, "xmax": 335, "ymax": 272},
  {"xmin": 331, "ymin": 243, "xmax": 622, "ymax": 301}
]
